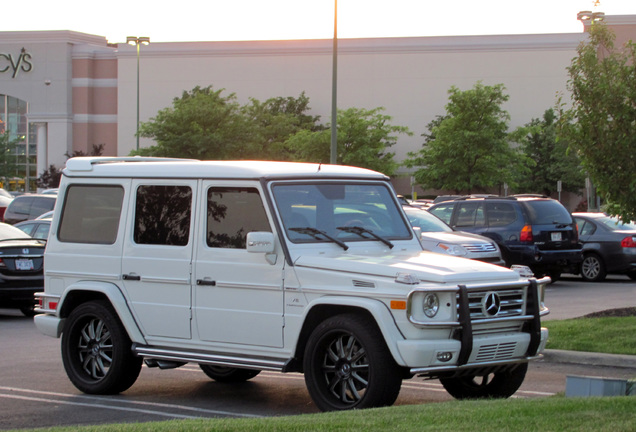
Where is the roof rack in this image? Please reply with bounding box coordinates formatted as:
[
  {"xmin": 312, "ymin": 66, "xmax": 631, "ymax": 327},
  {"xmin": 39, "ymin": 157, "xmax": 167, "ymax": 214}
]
[
  {"xmin": 511, "ymin": 194, "xmax": 549, "ymax": 198},
  {"xmin": 65, "ymin": 156, "xmax": 197, "ymax": 172}
]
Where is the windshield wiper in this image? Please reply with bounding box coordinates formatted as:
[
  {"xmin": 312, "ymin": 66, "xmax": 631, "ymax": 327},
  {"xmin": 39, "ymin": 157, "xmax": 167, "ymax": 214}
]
[
  {"xmin": 289, "ymin": 227, "xmax": 349, "ymax": 251},
  {"xmin": 336, "ymin": 226, "xmax": 394, "ymax": 249}
]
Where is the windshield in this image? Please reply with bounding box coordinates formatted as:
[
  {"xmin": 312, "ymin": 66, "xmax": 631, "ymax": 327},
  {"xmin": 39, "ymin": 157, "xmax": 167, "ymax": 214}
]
[
  {"xmin": 404, "ymin": 208, "xmax": 453, "ymax": 232},
  {"xmin": 272, "ymin": 183, "xmax": 411, "ymax": 244}
]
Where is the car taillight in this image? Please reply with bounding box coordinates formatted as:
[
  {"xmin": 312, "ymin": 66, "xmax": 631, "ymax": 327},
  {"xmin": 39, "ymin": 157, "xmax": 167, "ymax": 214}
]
[
  {"xmin": 621, "ymin": 236, "xmax": 636, "ymax": 248},
  {"xmin": 520, "ymin": 225, "xmax": 533, "ymax": 242},
  {"xmin": 0, "ymin": 258, "xmax": 5, "ymax": 268}
]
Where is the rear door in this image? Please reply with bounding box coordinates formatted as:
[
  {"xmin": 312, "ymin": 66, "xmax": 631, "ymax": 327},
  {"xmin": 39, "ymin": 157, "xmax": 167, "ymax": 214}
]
[
  {"xmin": 523, "ymin": 200, "xmax": 579, "ymax": 251},
  {"xmin": 121, "ymin": 180, "xmax": 198, "ymax": 340}
]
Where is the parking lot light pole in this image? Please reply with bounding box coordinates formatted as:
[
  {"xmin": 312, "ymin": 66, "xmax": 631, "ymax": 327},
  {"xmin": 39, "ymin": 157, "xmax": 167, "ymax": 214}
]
[{"xmin": 126, "ymin": 36, "xmax": 150, "ymax": 151}]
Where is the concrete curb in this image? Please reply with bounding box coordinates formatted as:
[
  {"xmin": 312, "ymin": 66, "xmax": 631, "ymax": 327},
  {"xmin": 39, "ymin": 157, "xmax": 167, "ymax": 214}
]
[{"xmin": 543, "ymin": 349, "xmax": 636, "ymax": 369}]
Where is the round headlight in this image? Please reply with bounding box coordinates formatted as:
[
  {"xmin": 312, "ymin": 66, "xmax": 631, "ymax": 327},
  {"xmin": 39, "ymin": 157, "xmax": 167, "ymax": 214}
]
[{"xmin": 423, "ymin": 293, "xmax": 440, "ymax": 318}]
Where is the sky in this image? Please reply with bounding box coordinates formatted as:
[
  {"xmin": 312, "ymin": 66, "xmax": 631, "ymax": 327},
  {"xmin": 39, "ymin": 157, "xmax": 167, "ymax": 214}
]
[{"xmin": 4, "ymin": 0, "xmax": 636, "ymax": 44}]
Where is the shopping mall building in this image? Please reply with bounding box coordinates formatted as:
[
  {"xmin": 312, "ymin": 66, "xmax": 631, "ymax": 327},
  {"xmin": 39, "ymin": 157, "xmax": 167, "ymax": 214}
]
[{"xmin": 1, "ymin": 14, "xmax": 634, "ymax": 192}]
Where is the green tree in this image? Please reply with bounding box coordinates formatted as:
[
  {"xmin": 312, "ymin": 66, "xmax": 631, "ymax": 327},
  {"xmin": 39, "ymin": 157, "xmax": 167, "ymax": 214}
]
[
  {"xmin": 404, "ymin": 82, "xmax": 518, "ymax": 194},
  {"xmin": 284, "ymin": 107, "xmax": 410, "ymax": 175},
  {"xmin": 0, "ymin": 132, "xmax": 18, "ymax": 187},
  {"xmin": 241, "ymin": 92, "xmax": 323, "ymax": 160},
  {"xmin": 558, "ymin": 24, "xmax": 636, "ymax": 221},
  {"xmin": 134, "ymin": 86, "xmax": 254, "ymax": 159},
  {"xmin": 512, "ymin": 109, "xmax": 584, "ymax": 196}
]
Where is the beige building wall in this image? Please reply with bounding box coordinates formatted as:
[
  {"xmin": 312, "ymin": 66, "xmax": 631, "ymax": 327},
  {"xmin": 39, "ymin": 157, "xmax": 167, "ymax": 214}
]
[{"xmin": 117, "ymin": 34, "xmax": 584, "ymax": 163}]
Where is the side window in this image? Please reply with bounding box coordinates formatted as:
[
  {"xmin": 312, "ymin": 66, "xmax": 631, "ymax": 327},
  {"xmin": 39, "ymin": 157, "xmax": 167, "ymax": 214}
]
[
  {"xmin": 58, "ymin": 185, "xmax": 124, "ymax": 244},
  {"xmin": 486, "ymin": 202, "xmax": 517, "ymax": 227},
  {"xmin": 134, "ymin": 185, "xmax": 192, "ymax": 246},
  {"xmin": 207, "ymin": 187, "xmax": 271, "ymax": 249},
  {"xmin": 429, "ymin": 203, "xmax": 454, "ymax": 224},
  {"xmin": 455, "ymin": 202, "xmax": 485, "ymax": 227}
]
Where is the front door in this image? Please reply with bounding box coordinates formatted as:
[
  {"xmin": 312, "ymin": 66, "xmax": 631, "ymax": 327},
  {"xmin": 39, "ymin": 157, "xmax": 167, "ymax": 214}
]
[{"xmin": 193, "ymin": 182, "xmax": 285, "ymax": 348}]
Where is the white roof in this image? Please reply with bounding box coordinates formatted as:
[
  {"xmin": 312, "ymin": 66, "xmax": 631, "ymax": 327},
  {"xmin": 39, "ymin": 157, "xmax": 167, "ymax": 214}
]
[{"xmin": 63, "ymin": 157, "xmax": 388, "ymax": 180}]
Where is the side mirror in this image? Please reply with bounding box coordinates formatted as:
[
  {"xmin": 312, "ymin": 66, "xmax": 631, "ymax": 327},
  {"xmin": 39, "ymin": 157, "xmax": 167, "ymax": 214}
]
[
  {"xmin": 246, "ymin": 231, "xmax": 276, "ymax": 254},
  {"xmin": 412, "ymin": 226, "xmax": 422, "ymax": 240}
]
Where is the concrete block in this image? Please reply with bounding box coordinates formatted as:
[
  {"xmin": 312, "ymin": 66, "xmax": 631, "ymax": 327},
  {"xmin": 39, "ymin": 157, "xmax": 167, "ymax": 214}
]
[{"xmin": 565, "ymin": 375, "xmax": 627, "ymax": 397}]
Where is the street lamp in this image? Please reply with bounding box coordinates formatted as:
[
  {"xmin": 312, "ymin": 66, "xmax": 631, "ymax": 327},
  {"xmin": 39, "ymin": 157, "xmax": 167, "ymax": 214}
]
[
  {"xmin": 330, "ymin": 0, "xmax": 338, "ymax": 164},
  {"xmin": 126, "ymin": 36, "xmax": 150, "ymax": 151},
  {"xmin": 577, "ymin": 10, "xmax": 605, "ymax": 26}
]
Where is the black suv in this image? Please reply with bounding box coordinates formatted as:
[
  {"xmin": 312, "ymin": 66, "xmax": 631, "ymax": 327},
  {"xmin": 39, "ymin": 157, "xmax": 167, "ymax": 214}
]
[{"xmin": 428, "ymin": 195, "xmax": 582, "ymax": 280}]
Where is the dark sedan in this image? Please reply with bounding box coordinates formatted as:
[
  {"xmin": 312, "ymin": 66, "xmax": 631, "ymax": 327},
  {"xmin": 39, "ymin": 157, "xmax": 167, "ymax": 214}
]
[
  {"xmin": 0, "ymin": 222, "xmax": 46, "ymax": 316},
  {"xmin": 572, "ymin": 212, "xmax": 636, "ymax": 282}
]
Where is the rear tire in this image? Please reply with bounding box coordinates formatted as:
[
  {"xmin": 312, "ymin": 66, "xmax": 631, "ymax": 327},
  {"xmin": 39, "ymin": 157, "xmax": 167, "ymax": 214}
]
[
  {"xmin": 303, "ymin": 313, "xmax": 402, "ymax": 411},
  {"xmin": 580, "ymin": 253, "xmax": 606, "ymax": 282},
  {"xmin": 199, "ymin": 365, "xmax": 260, "ymax": 383},
  {"xmin": 440, "ymin": 363, "xmax": 528, "ymax": 399},
  {"xmin": 61, "ymin": 301, "xmax": 142, "ymax": 394}
]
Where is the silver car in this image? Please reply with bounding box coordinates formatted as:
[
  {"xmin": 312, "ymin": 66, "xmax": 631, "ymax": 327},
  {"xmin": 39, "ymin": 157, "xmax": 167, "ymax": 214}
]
[{"xmin": 404, "ymin": 206, "xmax": 505, "ymax": 266}]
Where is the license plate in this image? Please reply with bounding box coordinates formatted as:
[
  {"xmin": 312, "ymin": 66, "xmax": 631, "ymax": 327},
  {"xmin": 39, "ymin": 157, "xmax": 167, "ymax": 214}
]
[
  {"xmin": 551, "ymin": 232, "xmax": 562, "ymax": 241},
  {"xmin": 15, "ymin": 259, "xmax": 34, "ymax": 271}
]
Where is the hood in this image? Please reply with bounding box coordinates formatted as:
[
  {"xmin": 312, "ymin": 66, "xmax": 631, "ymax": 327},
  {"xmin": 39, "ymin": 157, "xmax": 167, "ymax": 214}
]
[
  {"xmin": 420, "ymin": 231, "xmax": 495, "ymax": 245},
  {"xmin": 294, "ymin": 249, "xmax": 517, "ymax": 284}
]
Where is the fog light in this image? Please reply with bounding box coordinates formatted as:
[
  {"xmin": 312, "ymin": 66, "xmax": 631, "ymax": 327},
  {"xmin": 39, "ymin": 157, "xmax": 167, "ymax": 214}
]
[
  {"xmin": 437, "ymin": 352, "xmax": 453, "ymax": 362},
  {"xmin": 423, "ymin": 293, "xmax": 439, "ymax": 318}
]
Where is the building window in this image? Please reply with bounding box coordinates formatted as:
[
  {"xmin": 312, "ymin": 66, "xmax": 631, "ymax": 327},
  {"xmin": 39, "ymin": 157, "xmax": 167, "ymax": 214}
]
[{"xmin": 0, "ymin": 94, "xmax": 37, "ymax": 192}]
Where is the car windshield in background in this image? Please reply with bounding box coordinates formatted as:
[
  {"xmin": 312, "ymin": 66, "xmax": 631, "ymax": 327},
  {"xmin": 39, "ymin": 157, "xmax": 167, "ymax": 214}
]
[
  {"xmin": 404, "ymin": 207, "xmax": 453, "ymax": 233},
  {"xmin": 524, "ymin": 200, "xmax": 573, "ymax": 225},
  {"xmin": 598, "ymin": 216, "xmax": 636, "ymax": 231},
  {"xmin": 272, "ymin": 183, "xmax": 411, "ymax": 244}
]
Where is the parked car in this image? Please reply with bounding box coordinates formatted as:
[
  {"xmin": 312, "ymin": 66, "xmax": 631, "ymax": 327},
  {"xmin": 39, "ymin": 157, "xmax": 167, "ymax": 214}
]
[
  {"xmin": 15, "ymin": 218, "xmax": 52, "ymax": 240},
  {"xmin": 0, "ymin": 222, "xmax": 46, "ymax": 316},
  {"xmin": 3, "ymin": 194, "xmax": 56, "ymax": 225},
  {"xmin": 35, "ymin": 157, "xmax": 549, "ymax": 411},
  {"xmin": 572, "ymin": 212, "xmax": 636, "ymax": 281},
  {"xmin": 403, "ymin": 206, "xmax": 505, "ymax": 266},
  {"xmin": 428, "ymin": 195, "xmax": 582, "ymax": 280}
]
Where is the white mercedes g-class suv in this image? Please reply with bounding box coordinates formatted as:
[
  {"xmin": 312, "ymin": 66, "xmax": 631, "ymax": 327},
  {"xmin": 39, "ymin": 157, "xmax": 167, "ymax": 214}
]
[{"xmin": 35, "ymin": 157, "xmax": 549, "ymax": 412}]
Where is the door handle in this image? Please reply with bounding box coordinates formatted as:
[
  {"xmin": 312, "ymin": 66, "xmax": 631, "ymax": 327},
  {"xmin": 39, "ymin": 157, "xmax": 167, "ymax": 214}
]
[
  {"xmin": 196, "ymin": 279, "xmax": 216, "ymax": 286},
  {"xmin": 122, "ymin": 274, "xmax": 141, "ymax": 281}
]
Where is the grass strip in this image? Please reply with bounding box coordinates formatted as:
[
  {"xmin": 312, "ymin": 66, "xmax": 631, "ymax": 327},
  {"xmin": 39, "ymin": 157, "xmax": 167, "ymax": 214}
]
[
  {"xmin": 546, "ymin": 316, "xmax": 636, "ymax": 355},
  {"xmin": 12, "ymin": 397, "xmax": 636, "ymax": 432}
]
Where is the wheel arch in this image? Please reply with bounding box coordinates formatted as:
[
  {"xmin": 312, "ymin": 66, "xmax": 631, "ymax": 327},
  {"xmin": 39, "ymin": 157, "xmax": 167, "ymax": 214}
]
[
  {"xmin": 59, "ymin": 281, "xmax": 146, "ymax": 344},
  {"xmin": 291, "ymin": 297, "xmax": 406, "ymax": 372}
]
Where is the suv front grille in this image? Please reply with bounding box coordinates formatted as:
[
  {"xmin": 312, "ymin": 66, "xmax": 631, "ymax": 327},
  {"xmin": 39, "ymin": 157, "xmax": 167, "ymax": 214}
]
[
  {"xmin": 458, "ymin": 288, "xmax": 525, "ymax": 321},
  {"xmin": 463, "ymin": 243, "xmax": 497, "ymax": 253}
]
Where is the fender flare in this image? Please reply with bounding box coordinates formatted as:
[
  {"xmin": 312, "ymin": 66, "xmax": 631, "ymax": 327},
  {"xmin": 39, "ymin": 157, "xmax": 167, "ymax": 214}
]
[
  {"xmin": 59, "ymin": 281, "xmax": 147, "ymax": 344},
  {"xmin": 296, "ymin": 295, "xmax": 407, "ymax": 366}
]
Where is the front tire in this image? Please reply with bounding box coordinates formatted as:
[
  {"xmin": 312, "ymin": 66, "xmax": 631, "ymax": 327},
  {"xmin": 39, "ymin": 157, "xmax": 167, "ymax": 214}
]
[
  {"xmin": 580, "ymin": 253, "xmax": 606, "ymax": 282},
  {"xmin": 61, "ymin": 300, "xmax": 142, "ymax": 394},
  {"xmin": 199, "ymin": 365, "xmax": 261, "ymax": 383},
  {"xmin": 303, "ymin": 313, "xmax": 402, "ymax": 411},
  {"xmin": 440, "ymin": 363, "xmax": 528, "ymax": 399}
]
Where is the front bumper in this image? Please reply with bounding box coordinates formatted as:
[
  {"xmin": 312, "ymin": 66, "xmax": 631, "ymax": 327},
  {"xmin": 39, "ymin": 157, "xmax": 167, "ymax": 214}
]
[{"xmin": 402, "ymin": 278, "xmax": 548, "ymax": 375}]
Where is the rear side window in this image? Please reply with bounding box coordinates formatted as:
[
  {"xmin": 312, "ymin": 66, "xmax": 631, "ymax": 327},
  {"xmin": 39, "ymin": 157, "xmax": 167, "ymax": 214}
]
[
  {"xmin": 486, "ymin": 202, "xmax": 517, "ymax": 227},
  {"xmin": 207, "ymin": 187, "xmax": 271, "ymax": 249},
  {"xmin": 58, "ymin": 185, "xmax": 124, "ymax": 244},
  {"xmin": 524, "ymin": 200, "xmax": 572, "ymax": 225},
  {"xmin": 134, "ymin": 185, "xmax": 192, "ymax": 246}
]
